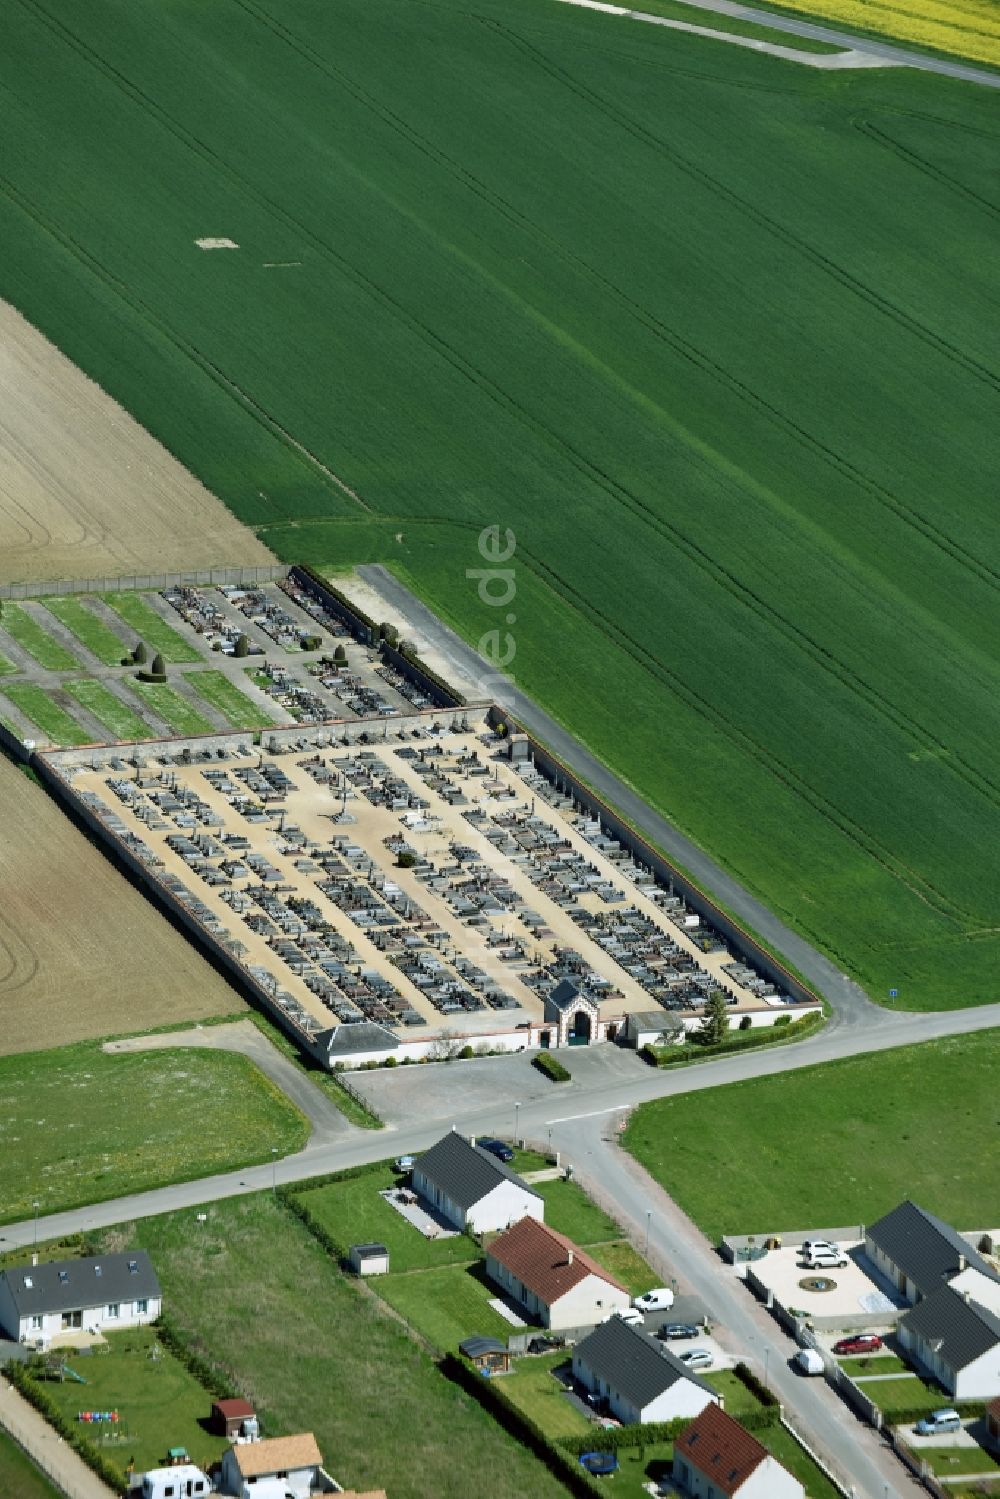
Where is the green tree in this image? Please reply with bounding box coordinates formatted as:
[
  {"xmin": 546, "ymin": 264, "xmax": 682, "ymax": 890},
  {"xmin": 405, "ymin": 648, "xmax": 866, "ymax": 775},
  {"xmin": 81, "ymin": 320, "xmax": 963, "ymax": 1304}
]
[
  {"xmin": 699, "ymin": 990, "xmax": 730, "ymax": 1046},
  {"xmin": 396, "ymin": 849, "xmax": 417, "ymax": 869},
  {"xmin": 132, "ymin": 641, "xmax": 147, "ymax": 665},
  {"xmin": 151, "ymin": 652, "xmax": 166, "ymax": 679},
  {"xmin": 234, "ymin": 634, "xmax": 249, "ymax": 658},
  {"xmin": 334, "ymin": 643, "xmax": 348, "ymax": 665}
]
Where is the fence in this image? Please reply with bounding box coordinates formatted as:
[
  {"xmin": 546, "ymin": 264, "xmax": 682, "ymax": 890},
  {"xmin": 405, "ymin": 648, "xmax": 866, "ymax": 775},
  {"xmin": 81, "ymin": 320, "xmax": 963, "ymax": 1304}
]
[{"xmin": 0, "ymin": 564, "xmax": 286, "ymax": 600}]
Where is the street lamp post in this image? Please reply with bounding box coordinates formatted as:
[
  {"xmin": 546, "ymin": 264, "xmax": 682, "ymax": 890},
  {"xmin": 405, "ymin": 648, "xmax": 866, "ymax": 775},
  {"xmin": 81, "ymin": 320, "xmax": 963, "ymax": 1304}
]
[
  {"xmin": 32, "ymin": 1200, "xmax": 39, "ymax": 1249},
  {"xmin": 644, "ymin": 1209, "xmax": 651, "ymax": 1257},
  {"xmin": 514, "ymin": 1102, "xmax": 520, "ymax": 1148},
  {"xmin": 764, "ymin": 1348, "xmax": 770, "ymax": 1390}
]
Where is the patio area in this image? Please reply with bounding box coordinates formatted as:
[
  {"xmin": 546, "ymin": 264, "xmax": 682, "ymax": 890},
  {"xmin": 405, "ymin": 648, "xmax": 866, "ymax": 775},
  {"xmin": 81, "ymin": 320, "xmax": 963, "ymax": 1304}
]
[
  {"xmin": 379, "ymin": 1186, "xmax": 460, "ymax": 1242},
  {"xmin": 745, "ymin": 1240, "xmax": 902, "ymax": 1328}
]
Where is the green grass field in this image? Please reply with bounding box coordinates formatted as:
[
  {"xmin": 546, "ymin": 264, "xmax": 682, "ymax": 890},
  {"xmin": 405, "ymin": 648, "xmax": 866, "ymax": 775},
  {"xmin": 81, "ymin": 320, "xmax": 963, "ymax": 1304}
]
[
  {"xmin": 96, "ymin": 1195, "xmax": 567, "ymax": 1499},
  {"xmin": 298, "ymin": 1164, "xmax": 482, "ymax": 1271},
  {"xmin": 0, "ymin": 652, "xmax": 15, "ymax": 676},
  {"xmin": 0, "ymin": 1430, "xmax": 61, "ymax": 1499},
  {"xmin": 27, "ymin": 1328, "xmax": 229, "ymax": 1482},
  {"xmin": 131, "ymin": 680, "xmax": 214, "ymax": 736},
  {"xmin": 64, "ymin": 678, "xmax": 150, "ymax": 740},
  {"xmin": 3, "ymin": 0, "xmax": 1000, "ymax": 1006},
  {"xmin": 0, "ymin": 606, "xmax": 79, "ymax": 671},
  {"xmin": 625, "ymin": 1031, "xmax": 1000, "ymax": 1240},
  {"xmin": 102, "ymin": 596, "xmax": 200, "ymax": 663},
  {"xmin": 839, "ymin": 1353, "xmax": 908, "ymax": 1376},
  {"xmin": 1, "ymin": 683, "xmax": 90, "ymax": 746},
  {"xmin": 40, "ymin": 597, "xmax": 129, "ymax": 665},
  {"xmin": 184, "ymin": 669, "xmax": 274, "ymax": 729},
  {"xmin": 0, "ymin": 1042, "xmax": 307, "ymax": 1223}
]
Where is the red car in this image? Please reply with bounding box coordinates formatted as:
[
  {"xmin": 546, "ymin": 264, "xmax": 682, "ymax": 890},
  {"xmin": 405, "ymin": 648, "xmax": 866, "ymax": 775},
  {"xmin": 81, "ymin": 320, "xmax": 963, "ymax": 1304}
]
[{"xmin": 833, "ymin": 1334, "xmax": 883, "ymax": 1355}]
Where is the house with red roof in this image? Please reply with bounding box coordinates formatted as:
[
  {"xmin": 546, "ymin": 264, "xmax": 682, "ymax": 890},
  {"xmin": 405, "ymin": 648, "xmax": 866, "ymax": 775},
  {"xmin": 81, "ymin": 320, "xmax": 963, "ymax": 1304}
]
[
  {"xmin": 485, "ymin": 1216, "xmax": 630, "ymax": 1330},
  {"xmin": 672, "ymin": 1404, "xmax": 803, "ymax": 1499}
]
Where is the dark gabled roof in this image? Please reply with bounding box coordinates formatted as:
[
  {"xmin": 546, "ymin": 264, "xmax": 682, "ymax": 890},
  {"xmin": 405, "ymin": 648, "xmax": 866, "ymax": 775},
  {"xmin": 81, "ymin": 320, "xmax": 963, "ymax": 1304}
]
[
  {"xmin": 674, "ymin": 1404, "xmax": 771, "ymax": 1495},
  {"xmin": 351, "ymin": 1243, "xmax": 388, "ymax": 1258},
  {"xmin": 316, "ymin": 1022, "xmax": 398, "ymax": 1057},
  {"xmin": 414, "ymin": 1132, "xmax": 540, "ymax": 1212},
  {"xmin": 866, "ymin": 1201, "xmax": 997, "ymax": 1298},
  {"xmin": 574, "ymin": 1317, "xmax": 715, "ymax": 1411},
  {"xmin": 548, "ymin": 979, "xmax": 581, "ymax": 1011},
  {"xmin": 0, "ymin": 1252, "xmax": 160, "ymax": 1318},
  {"xmin": 460, "ymin": 1336, "xmax": 507, "ymax": 1359},
  {"xmin": 901, "ymin": 1284, "xmax": 1000, "ymax": 1372}
]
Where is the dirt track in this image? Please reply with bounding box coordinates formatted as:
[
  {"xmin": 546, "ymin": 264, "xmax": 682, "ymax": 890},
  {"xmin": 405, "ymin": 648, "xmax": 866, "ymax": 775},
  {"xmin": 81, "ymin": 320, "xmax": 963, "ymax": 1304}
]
[
  {"xmin": 0, "ymin": 756, "xmax": 244, "ymax": 1053},
  {"xmin": 0, "ymin": 299, "xmax": 274, "ymax": 584}
]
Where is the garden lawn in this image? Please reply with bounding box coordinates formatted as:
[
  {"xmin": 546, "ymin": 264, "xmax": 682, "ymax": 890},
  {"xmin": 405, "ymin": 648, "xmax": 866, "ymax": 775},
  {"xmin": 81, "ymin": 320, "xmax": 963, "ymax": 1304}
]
[
  {"xmin": 1, "ymin": 683, "xmax": 90, "ymax": 745},
  {"xmin": 296, "ymin": 1164, "xmax": 480, "ymax": 1271},
  {"xmin": 102, "ymin": 596, "xmax": 200, "ymax": 663},
  {"xmin": 919, "ymin": 1446, "xmax": 1000, "ymax": 1477},
  {"xmin": 184, "ymin": 669, "xmax": 275, "ymax": 729},
  {"xmin": 40, "ymin": 597, "xmax": 128, "ymax": 665},
  {"xmin": 867, "ymin": 1374, "xmax": 947, "ymax": 1417},
  {"xmin": 840, "ymin": 1354, "xmax": 909, "ymax": 1377},
  {"xmin": 64, "ymin": 679, "xmax": 150, "ymax": 741},
  {"xmin": 533, "ymin": 1179, "xmax": 622, "ymax": 1244},
  {"xmin": 131, "ymin": 681, "xmax": 214, "ymax": 736},
  {"xmin": 97, "ymin": 1195, "xmax": 566, "ymax": 1499},
  {"xmin": 377, "ymin": 1261, "xmax": 512, "ymax": 1352},
  {"xmin": 625, "ymin": 1031, "xmax": 1000, "ymax": 1239},
  {"xmin": 587, "ymin": 1241, "xmax": 659, "ymax": 1295},
  {"xmin": 0, "ymin": 606, "xmax": 78, "ymax": 670},
  {"xmin": 29, "ymin": 1328, "xmax": 228, "ymax": 1483},
  {"xmin": 5, "ymin": 0, "xmax": 1000, "ymax": 1008},
  {"xmin": 501, "ymin": 1354, "xmax": 590, "ymax": 1440},
  {"xmin": 704, "ymin": 1369, "xmax": 765, "ymax": 1414},
  {"xmin": 0, "ymin": 1428, "xmax": 61, "ymax": 1499},
  {"xmin": 583, "ymin": 1426, "xmax": 842, "ymax": 1499},
  {"xmin": 0, "ymin": 1041, "xmax": 307, "ymax": 1223}
]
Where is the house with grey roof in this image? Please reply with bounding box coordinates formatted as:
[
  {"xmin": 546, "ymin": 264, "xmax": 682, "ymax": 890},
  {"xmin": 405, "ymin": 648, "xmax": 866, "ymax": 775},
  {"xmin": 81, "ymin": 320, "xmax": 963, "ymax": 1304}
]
[
  {"xmin": 899, "ymin": 1284, "xmax": 1000, "ymax": 1399},
  {"xmin": 412, "ymin": 1131, "xmax": 543, "ymax": 1234},
  {"xmin": 0, "ymin": 1252, "xmax": 161, "ymax": 1347},
  {"xmin": 313, "ymin": 1021, "xmax": 399, "ymax": 1068},
  {"xmin": 864, "ymin": 1200, "xmax": 997, "ymax": 1305},
  {"xmin": 572, "ymin": 1316, "xmax": 719, "ymax": 1425}
]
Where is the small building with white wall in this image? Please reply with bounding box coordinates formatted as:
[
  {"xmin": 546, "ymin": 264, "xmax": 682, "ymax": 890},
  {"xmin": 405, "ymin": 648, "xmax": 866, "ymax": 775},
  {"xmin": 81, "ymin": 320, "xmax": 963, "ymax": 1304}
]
[
  {"xmin": 218, "ymin": 1433, "xmax": 333, "ymax": 1498},
  {"xmin": 0, "ymin": 1252, "xmax": 161, "ymax": 1346},
  {"xmin": 412, "ymin": 1132, "xmax": 543, "ymax": 1234},
  {"xmin": 488, "ymin": 1217, "xmax": 630, "ymax": 1331},
  {"xmin": 673, "ymin": 1404, "xmax": 803, "ymax": 1499},
  {"xmin": 899, "ymin": 1284, "xmax": 1000, "ymax": 1399},
  {"xmin": 572, "ymin": 1316, "xmax": 719, "ymax": 1424}
]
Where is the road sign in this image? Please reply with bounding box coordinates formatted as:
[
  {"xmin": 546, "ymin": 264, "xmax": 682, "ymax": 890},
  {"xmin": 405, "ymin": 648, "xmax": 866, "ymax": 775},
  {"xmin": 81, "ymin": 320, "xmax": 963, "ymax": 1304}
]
[{"xmin": 889, "ymin": 988, "xmax": 898, "ymax": 998}]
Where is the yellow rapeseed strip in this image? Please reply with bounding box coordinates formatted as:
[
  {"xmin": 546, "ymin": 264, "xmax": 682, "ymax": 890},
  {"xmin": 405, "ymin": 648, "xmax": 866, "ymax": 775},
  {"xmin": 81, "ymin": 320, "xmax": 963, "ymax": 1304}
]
[{"xmin": 765, "ymin": 0, "xmax": 1000, "ymax": 66}]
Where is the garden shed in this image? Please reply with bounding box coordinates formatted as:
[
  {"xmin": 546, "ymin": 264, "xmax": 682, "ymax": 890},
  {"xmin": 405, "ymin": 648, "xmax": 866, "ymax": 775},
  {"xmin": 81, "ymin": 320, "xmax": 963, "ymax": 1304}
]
[{"xmin": 349, "ymin": 1242, "xmax": 390, "ymax": 1277}]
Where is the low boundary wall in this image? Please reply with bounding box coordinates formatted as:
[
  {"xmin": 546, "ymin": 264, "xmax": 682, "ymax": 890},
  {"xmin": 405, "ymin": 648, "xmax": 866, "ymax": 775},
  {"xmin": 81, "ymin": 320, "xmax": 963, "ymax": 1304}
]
[{"xmin": 0, "ymin": 565, "xmax": 286, "ymax": 600}]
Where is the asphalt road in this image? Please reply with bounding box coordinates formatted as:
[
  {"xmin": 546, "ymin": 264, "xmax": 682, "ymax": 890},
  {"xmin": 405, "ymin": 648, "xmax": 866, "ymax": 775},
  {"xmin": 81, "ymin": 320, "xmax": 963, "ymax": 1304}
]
[{"xmin": 622, "ymin": 0, "xmax": 1000, "ymax": 89}]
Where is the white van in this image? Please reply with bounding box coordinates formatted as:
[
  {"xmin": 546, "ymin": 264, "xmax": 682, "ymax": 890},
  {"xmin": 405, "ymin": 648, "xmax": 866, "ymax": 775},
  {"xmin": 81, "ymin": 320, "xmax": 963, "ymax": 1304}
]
[{"xmin": 795, "ymin": 1348, "xmax": 825, "ymax": 1376}]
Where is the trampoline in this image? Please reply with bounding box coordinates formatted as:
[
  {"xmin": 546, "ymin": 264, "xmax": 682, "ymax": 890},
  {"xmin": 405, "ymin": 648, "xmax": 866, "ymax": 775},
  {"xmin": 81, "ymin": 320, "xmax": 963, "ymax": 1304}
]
[{"xmin": 579, "ymin": 1451, "xmax": 619, "ymax": 1477}]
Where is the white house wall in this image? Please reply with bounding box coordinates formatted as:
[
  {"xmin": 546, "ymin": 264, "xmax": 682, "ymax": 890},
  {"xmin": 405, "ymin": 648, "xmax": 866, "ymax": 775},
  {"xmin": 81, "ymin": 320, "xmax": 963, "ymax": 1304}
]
[
  {"xmin": 956, "ymin": 1346, "xmax": 1000, "ymax": 1400},
  {"xmin": 546, "ymin": 1275, "xmax": 629, "ymax": 1331},
  {"xmin": 642, "ymin": 1380, "xmax": 717, "ymax": 1425},
  {"xmin": 675, "ymin": 1454, "xmax": 802, "ymax": 1499},
  {"xmin": 10, "ymin": 1296, "xmax": 161, "ymax": 1344},
  {"xmin": 467, "ymin": 1182, "xmax": 543, "ymax": 1235}
]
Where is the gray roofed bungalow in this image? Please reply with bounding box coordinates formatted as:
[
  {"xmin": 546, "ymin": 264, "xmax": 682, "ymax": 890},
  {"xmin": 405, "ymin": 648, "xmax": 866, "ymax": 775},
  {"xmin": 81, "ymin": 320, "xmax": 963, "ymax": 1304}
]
[
  {"xmin": 0, "ymin": 1252, "xmax": 162, "ymax": 1344},
  {"xmin": 412, "ymin": 1131, "xmax": 544, "ymax": 1235},
  {"xmin": 899, "ymin": 1284, "xmax": 1000, "ymax": 1400},
  {"xmin": 865, "ymin": 1200, "xmax": 997, "ymax": 1304},
  {"xmin": 572, "ymin": 1316, "xmax": 719, "ymax": 1426}
]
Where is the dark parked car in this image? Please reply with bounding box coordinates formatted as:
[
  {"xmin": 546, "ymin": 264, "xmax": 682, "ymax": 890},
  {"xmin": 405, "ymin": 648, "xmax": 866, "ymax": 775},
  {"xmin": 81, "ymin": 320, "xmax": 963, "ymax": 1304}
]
[
  {"xmin": 833, "ymin": 1334, "xmax": 883, "ymax": 1355},
  {"xmin": 659, "ymin": 1323, "xmax": 700, "ymax": 1341},
  {"xmin": 477, "ymin": 1138, "xmax": 514, "ymax": 1163},
  {"xmin": 528, "ymin": 1335, "xmax": 566, "ymax": 1354}
]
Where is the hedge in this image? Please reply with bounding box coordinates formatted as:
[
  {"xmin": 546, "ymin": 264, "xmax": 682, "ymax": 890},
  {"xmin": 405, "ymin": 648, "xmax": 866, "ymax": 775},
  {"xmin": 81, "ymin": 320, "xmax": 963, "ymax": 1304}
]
[
  {"xmin": 642, "ymin": 1012, "xmax": 823, "ymax": 1069},
  {"xmin": 385, "ymin": 640, "xmax": 466, "ymax": 707},
  {"xmin": 559, "ymin": 1418, "xmax": 688, "ymax": 1454},
  {"xmin": 532, "ymin": 1052, "xmax": 571, "ymax": 1083},
  {"xmin": 292, "ymin": 564, "xmax": 378, "ymax": 641},
  {"xmin": 732, "ymin": 1360, "xmax": 780, "ymax": 1408},
  {"xmin": 440, "ymin": 1353, "xmax": 601, "ymax": 1497}
]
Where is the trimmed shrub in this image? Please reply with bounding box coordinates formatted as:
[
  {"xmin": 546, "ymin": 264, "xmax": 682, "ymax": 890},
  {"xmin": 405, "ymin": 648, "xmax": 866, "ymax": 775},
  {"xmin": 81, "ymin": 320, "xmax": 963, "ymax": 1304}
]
[
  {"xmin": 334, "ymin": 644, "xmax": 348, "ymax": 665},
  {"xmin": 132, "ymin": 641, "xmax": 147, "ymax": 665},
  {"xmin": 135, "ymin": 668, "xmax": 167, "ymax": 684},
  {"xmin": 151, "ymin": 653, "xmax": 165, "ymax": 677},
  {"xmin": 234, "ymin": 634, "xmax": 250, "ymax": 658},
  {"xmin": 733, "ymin": 1361, "xmax": 780, "ymax": 1408},
  {"xmin": 559, "ymin": 1418, "xmax": 688, "ymax": 1454},
  {"xmin": 396, "ymin": 850, "xmax": 417, "ymax": 868},
  {"xmin": 533, "ymin": 1052, "xmax": 571, "ymax": 1083},
  {"xmin": 739, "ymin": 1014, "xmax": 753, "ymax": 1030}
]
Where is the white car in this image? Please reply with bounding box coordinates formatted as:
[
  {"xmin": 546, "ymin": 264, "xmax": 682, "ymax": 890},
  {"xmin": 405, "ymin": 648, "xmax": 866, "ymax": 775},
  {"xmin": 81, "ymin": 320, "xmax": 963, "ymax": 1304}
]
[
  {"xmin": 802, "ymin": 1248, "xmax": 849, "ymax": 1269},
  {"xmin": 393, "ymin": 1155, "xmax": 416, "ymax": 1173},
  {"xmin": 632, "ymin": 1287, "xmax": 675, "ymax": 1313},
  {"xmin": 801, "ymin": 1240, "xmax": 839, "ymax": 1257},
  {"xmin": 679, "ymin": 1348, "xmax": 713, "ymax": 1370},
  {"xmin": 606, "ymin": 1307, "xmax": 644, "ymax": 1326}
]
